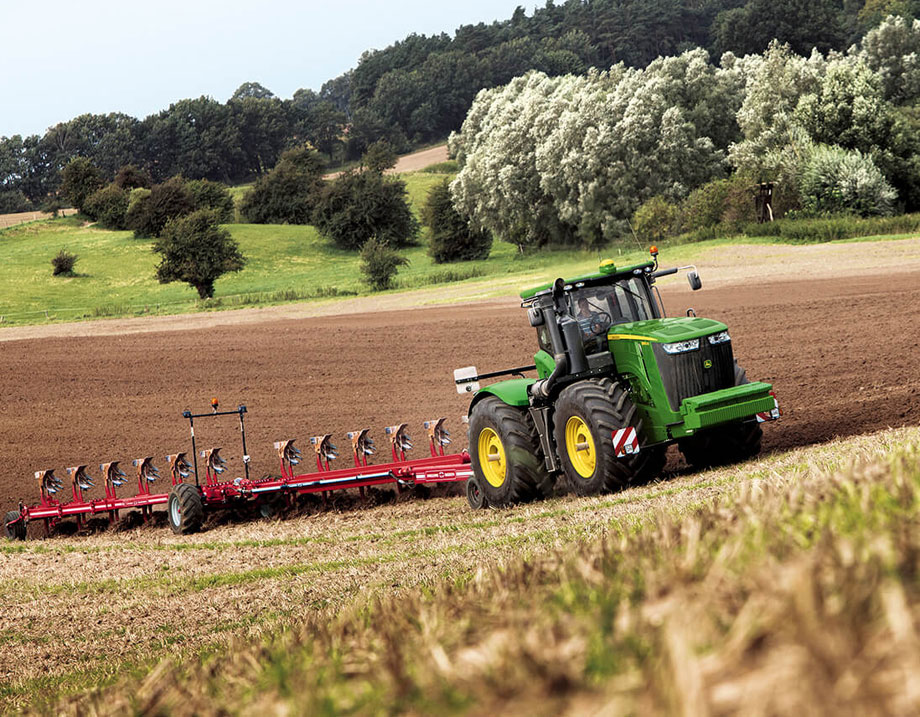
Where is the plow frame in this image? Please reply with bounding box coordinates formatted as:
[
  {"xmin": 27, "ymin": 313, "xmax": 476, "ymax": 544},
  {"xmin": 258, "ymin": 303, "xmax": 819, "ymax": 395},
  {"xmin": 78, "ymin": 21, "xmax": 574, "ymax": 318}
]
[{"xmin": 6, "ymin": 406, "xmax": 473, "ymax": 539}]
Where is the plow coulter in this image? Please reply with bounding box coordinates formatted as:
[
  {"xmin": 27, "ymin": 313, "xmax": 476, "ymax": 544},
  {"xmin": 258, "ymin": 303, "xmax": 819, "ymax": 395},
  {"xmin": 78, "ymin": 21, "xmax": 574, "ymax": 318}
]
[{"xmin": 4, "ymin": 402, "xmax": 473, "ymax": 540}]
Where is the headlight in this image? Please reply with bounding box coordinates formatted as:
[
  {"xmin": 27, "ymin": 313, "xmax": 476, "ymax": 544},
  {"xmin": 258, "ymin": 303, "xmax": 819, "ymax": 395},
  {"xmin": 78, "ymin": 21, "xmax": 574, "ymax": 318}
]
[
  {"xmin": 707, "ymin": 330, "xmax": 731, "ymax": 345},
  {"xmin": 661, "ymin": 338, "xmax": 700, "ymax": 354}
]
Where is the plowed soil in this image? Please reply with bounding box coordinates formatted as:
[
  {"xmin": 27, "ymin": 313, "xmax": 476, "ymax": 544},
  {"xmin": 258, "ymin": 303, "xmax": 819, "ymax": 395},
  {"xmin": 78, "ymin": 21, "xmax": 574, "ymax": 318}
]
[{"xmin": 2, "ymin": 268, "xmax": 919, "ymax": 511}]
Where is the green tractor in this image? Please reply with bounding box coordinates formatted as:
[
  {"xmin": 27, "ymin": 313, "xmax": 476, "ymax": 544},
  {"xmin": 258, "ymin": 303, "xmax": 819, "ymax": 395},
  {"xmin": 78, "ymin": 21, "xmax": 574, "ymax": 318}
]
[{"xmin": 455, "ymin": 248, "xmax": 780, "ymax": 508}]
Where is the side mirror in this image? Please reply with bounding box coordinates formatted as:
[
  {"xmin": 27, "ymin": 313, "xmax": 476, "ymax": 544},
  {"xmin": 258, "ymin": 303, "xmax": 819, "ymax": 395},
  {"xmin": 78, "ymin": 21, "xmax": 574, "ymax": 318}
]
[
  {"xmin": 687, "ymin": 271, "xmax": 702, "ymax": 291},
  {"xmin": 528, "ymin": 308, "xmax": 544, "ymax": 327}
]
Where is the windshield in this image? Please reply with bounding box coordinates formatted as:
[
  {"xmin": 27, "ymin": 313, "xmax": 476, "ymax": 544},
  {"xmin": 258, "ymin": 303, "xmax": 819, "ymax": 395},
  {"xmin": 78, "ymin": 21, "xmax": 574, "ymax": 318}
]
[{"xmin": 566, "ymin": 277, "xmax": 658, "ymax": 351}]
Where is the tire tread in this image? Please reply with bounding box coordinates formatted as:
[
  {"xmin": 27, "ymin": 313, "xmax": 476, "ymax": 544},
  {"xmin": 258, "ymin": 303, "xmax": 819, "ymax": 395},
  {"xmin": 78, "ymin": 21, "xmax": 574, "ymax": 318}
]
[
  {"xmin": 470, "ymin": 397, "xmax": 553, "ymax": 506},
  {"xmin": 554, "ymin": 378, "xmax": 665, "ymax": 495},
  {"xmin": 169, "ymin": 483, "xmax": 204, "ymax": 535}
]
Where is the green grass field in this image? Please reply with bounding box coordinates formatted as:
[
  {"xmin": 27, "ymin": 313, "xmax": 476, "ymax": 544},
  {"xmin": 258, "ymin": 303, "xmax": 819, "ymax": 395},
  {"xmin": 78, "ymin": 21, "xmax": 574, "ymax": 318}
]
[
  {"xmin": 1, "ymin": 170, "xmax": 919, "ymax": 326},
  {"xmin": 0, "ymin": 172, "xmax": 649, "ymax": 325}
]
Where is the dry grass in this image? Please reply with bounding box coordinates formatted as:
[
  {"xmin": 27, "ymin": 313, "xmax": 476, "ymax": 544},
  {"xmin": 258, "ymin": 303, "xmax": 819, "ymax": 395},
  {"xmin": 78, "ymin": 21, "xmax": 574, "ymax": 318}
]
[{"xmin": 5, "ymin": 427, "xmax": 920, "ymax": 714}]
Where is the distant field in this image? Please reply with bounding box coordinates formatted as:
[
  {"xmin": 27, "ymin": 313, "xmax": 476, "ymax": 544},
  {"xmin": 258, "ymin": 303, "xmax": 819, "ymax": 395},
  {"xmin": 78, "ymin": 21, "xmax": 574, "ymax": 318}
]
[
  {"xmin": 0, "ymin": 208, "xmax": 77, "ymax": 229},
  {"xmin": 0, "ymin": 172, "xmax": 456, "ymax": 324},
  {"xmin": 0, "ymin": 168, "xmax": 667, "ymax": 326}
]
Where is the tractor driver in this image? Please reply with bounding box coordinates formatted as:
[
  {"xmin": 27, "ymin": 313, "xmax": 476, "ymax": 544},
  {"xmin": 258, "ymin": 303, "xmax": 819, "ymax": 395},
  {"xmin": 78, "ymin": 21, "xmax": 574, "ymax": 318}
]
[{"xmin": 576, "ymin": 296, "xmax": 611, "ymax": 338}]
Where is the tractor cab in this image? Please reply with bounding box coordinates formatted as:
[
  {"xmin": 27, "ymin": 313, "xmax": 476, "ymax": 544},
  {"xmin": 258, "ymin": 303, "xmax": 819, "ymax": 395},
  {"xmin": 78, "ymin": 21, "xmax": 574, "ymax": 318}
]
[
  {"xmin": 524, "ymin": 255, "xmax": 679, "ymax": 384},
  {"xmin": 539, "ymin": 263, "xmax": 662, "ymax": 357}
]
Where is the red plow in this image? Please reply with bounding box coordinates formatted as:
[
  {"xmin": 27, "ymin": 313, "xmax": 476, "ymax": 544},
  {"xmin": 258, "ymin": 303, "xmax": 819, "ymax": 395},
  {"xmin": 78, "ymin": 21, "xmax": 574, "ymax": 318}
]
[{"xmin": 4, "ymin": 402, "xmax": 473, "ymax": 539}]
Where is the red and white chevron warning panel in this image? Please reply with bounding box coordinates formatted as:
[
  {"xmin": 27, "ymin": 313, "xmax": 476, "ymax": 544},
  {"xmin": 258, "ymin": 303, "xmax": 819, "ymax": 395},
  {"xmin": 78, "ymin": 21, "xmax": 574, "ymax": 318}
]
[
  {"xmin": 756, "ymin": 393, "xmax": 782, "ymax": 423},
  {"xmin": 612, "ymin": 426, "xmax": 639, "ymax": 457}
]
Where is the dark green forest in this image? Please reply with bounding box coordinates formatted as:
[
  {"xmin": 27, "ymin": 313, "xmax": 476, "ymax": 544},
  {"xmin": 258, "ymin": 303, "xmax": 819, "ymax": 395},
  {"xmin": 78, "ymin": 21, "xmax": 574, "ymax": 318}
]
[{"xmin": 1, "ymin": 0, "xmax": 914, "ymax": 211}]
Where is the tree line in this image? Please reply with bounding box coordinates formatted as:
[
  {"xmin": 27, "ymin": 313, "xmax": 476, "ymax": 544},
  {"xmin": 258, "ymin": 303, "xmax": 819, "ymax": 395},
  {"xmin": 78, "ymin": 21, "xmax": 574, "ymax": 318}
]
[
  {"xmin": 0, "ymin": 87, "xmax": 346, "ymax": 212},
  {"xmin": 54, "ymin": 139, "xmax": 485, "ymax": 296},
  {"xmin": 2, "ymin": 0, "xmax": 912, "ymax": 213},
  {"xmin": 449, "ymin": 15, "xmax": 920, "ymax": 249}
]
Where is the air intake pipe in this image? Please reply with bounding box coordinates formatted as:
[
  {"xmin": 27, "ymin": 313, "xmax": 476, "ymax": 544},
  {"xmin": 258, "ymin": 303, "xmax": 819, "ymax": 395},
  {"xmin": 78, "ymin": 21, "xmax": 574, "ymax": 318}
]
[
  {"xmin": 560, "ymin": 317, "xmax": 588, "ymax": 374},
  {"xmin": 530, "ymin": 278, "xmax": 584, "ymax": 401}
]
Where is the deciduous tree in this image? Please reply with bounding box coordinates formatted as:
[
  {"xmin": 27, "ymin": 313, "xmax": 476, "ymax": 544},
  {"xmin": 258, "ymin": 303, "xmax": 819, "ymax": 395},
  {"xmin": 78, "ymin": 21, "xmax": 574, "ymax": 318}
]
[
  {"xmin": 423, "ymin": 178, "xmax": 492, "ymax": 262},
  {"xmin": 313, "ymin": 169, "xmax": 419, "ymax": 250},
  {"xmin": 240, "ymin": 146, "xmax": 325, "ymax": 224},
  {"xmin": 153, "ymin": 209, "xmax": 245, "ymax": 298},
  {"xmin": 60, "ymin": 157, "xmax": 104, "ymax": 211}
]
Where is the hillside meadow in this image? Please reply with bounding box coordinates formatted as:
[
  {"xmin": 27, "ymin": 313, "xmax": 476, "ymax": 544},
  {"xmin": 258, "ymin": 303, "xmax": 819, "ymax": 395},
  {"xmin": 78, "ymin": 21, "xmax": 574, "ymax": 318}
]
[{"xmin": 1, "ymin": 168, "xmax": 920, "ymax": 326}]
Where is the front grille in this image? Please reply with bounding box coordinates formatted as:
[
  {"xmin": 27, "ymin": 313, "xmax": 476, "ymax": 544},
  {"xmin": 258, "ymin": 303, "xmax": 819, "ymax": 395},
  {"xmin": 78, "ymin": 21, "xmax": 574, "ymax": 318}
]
[{"xmin": 653, "ymin": 340, "xmax": 734, "ymax": 411}]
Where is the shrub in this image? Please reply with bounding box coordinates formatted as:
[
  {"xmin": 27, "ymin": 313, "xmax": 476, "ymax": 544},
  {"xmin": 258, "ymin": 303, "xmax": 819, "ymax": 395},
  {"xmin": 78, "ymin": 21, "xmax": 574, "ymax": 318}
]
[
  {"xmin": 421, "ymin": 160, "xmax": 459, "ymax": 174},
  {"xmin": 40, "ymin": 198, "xmax": 63, "ymax": 217},
  {"xmin": 130, "ymin": 177, "xmax": 195, "ymax": 238},
  {"xmin": 240, "ymin": 145, "xmax": 325, "ymax": 224},
  {"xmin": 187, "ymin": 179, "xmax": 234, "ymax": 223},
  {"xmin": 631, "ymin": 196, "xmax": 680, "ymax": 243},
  {"xmin": 313, "ymin": 169, "xmax": 419, "ymax": 250},
  {"xmin": 362, "ymin": 140, "xmax": 398, "ymax": 173},
  {"xmin": 153, "ymin": 209, "xmax": 245, "ymax": 298},
  {"xmin": 51, "ymin": 249, "xmax": 78, "ymax": 276},
  {"xmin": 83, "ymin": 184, "xmax": 129, "ymax": 229},
  {"xmin": 680, "ymin": 179, "xmax": 732, "ymax": 232},
  {"xmin": 423, "ymin": 179, "xmax": 492, "ymax": 263},
  {"xmin": 60, "ymin": 157, "xmax": 104, "ymax": 211},
  {"xmin": 359, "ymin": 237, "xmax": 409, "ymax": 291},
  {"xmin": 124, "ymin": 188, "xmax": 152, "ymax": 233},
  {"xmin": 799, "ymin": 145, "xmax": 897, "ymax": 217},
  {"xmin": 740, "ymin": 212, "xmax": 920, "ymax": 242},
  {"xmin": 114, "ymin": 165, "xmax": 153, "ymax": 190}
]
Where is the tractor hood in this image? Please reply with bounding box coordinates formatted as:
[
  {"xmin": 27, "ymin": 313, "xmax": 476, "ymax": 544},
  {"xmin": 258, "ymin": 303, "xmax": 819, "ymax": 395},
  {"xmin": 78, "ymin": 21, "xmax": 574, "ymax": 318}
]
[{"xmin": 606, "ymin": 317, "xmax": 728, "ymax": 344}]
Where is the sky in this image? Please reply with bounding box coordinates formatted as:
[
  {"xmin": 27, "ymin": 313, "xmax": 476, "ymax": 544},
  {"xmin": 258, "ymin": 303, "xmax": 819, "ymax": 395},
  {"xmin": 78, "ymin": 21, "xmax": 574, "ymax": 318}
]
[{"xmin": 0, "ymin": 0, "xmax": 532, "ymax": 138}]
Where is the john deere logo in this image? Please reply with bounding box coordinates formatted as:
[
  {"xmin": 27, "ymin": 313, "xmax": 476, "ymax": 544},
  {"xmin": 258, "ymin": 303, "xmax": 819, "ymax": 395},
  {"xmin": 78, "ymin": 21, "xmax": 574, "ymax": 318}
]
[{"xmin": 703, "ymin": 359, "xmax": 713, "ymax": 369}]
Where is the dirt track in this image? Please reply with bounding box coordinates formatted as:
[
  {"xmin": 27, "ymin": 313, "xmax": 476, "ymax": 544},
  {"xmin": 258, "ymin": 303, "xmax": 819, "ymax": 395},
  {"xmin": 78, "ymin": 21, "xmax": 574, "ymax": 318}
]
[
  {"xmin": 390, "ymin": 144, "xmax": 448, "ymax": 172},
  {"xmin": 2, "ymin": 268, "xmax": 919, "ymax": 510},
  {"xmin": 0, "ymin": 208, "xmax": 77, "ymax": 229}
]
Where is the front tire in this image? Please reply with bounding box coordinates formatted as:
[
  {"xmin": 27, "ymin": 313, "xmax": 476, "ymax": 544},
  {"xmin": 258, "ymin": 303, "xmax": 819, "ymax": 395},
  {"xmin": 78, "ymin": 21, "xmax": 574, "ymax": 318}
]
[
  {"xmin": 469, "ymin": 396, "xmax": 553, "ymax": 507},
  {"xmin": 167, "ymin": 483, "xmax": 204, "ymax": 535},
  {"xmin": 553, "ymin": 379, "xmax": 664, "ymax": 495}
]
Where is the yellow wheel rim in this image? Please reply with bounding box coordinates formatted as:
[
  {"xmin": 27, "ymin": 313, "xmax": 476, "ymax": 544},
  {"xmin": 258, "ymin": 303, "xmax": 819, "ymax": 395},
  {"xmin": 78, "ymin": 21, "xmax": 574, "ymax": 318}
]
[
  {"xmin": 565, "ymin": 416, "xmax": 596, "ymax": 478},
  {"xmin": 478, "ymin": 427, "xmax": 507, "ymax": 488}
]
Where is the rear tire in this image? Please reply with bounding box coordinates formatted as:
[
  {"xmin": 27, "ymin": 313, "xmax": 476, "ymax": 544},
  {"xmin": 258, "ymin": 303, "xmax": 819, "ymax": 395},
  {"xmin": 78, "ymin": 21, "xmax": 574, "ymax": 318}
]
[
  {"xmin": 553, "ymin": 379, "xmax": 665, "ymax": 495},
  {"xmin": 167, "ymin": 483, "xmax": 204, "ymax": 535},
  {"xmin": 679, "ymin": 361, "xmax": 763, "ymax": 469},
  {"xmin": 469, "ymin": 396, "xmax": 554, "ymax": 507},
  {"xmin": 4, "ymin": 511, "xmax": 26, "ymax": 541}
]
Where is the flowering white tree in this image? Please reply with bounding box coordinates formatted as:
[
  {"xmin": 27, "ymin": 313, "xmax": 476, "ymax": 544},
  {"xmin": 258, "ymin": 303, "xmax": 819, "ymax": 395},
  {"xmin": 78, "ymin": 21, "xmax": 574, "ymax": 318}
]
[
  {"xmin": 449, "ymin": 72, "xmax": 573, "ymax": 247},
  {"xmin": 728, "ymin": 41, "xmax": 825, "ymax": 175},
  {"xmin": 794, "ymin": 56, "xmax": 891, "ymax": 152},
  {"xmin": 450, "ymin": 29, "xmax": 920, "ymax": 245},
  {"xmin": 799, "ymin": 144, "xmax": 896, "ymax": 216},
  {"xmin": 857, "ymin": 14, "xmax": 920, "ymax": 104},
  {"xmin": 451, "ymin": 49, "xmax": 740, "ymax": 247}
]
